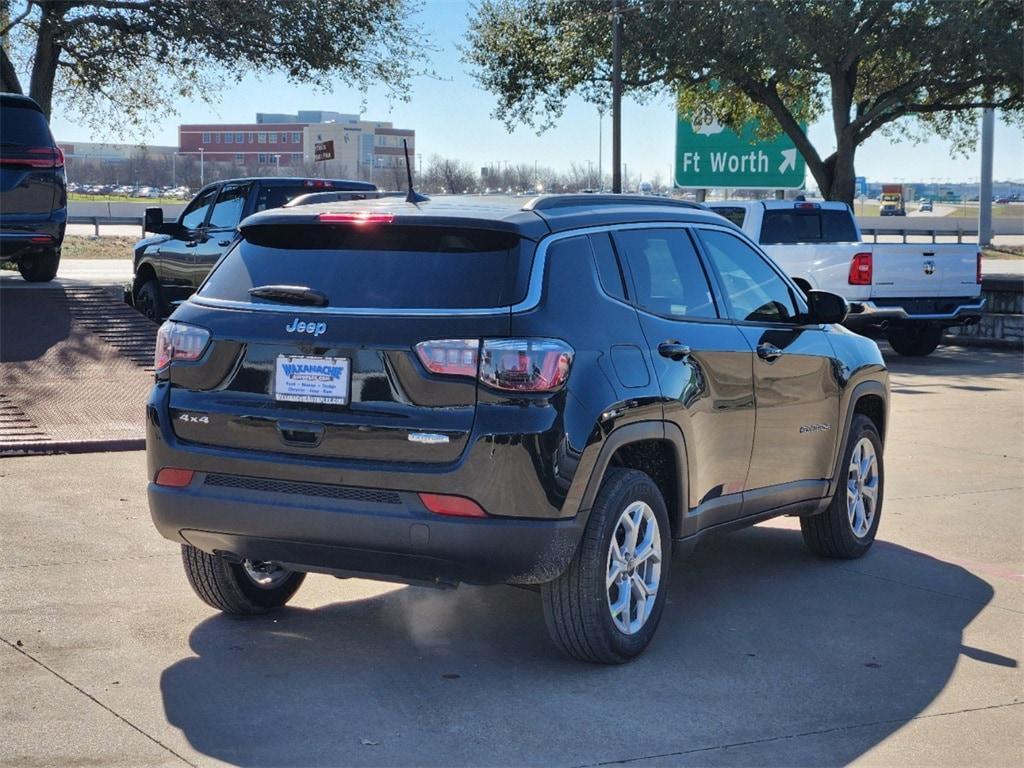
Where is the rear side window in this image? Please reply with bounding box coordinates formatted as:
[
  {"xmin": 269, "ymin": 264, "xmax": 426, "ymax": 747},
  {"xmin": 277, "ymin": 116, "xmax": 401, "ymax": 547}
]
[
  {"xmin": 760, "ymin": 209, "xmax": 857, "ymax": 243},
  {"xmin": 200, "ymin": 225, "xmax": 531, "ymax": 310},
  {"xmin": 613, "ymin": 229, "xmax": 717, "ymax": 319},
  {"xmin": 589, "ymin": 233, "xmax": 627, "ymax": 301},
  {"xmin": 710, "ymin": 207, "xmax": 747, "ymax": 227},
  {"xmin": 0, "ymin": 102, "xmax": 53, "ymax": 146}
]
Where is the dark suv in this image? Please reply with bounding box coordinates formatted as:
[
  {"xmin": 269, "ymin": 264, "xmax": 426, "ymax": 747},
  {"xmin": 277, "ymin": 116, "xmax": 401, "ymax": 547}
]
[
  {"xmin": 146, "ymin": 195, "xmax": 889, "ymax": 663},
  {"xmin": 0, "ymin": 93, "xmax": 67, "ymax": 282},
  {"xmin": 133, "ymin": 177, "xmax": 377, "ymax": 320}
]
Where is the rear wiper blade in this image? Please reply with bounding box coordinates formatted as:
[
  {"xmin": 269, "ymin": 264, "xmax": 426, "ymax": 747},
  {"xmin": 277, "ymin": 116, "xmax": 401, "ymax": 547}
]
[{"xmin": 248, "ymin": 284, "xmax": 329, "ymax": 307}]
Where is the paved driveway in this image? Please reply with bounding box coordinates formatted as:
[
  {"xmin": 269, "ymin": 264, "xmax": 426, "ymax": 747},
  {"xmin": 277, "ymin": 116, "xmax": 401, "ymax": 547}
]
[{"xmin": 1, "ymin": 345, "xmax": 1021, "ymax": 767}]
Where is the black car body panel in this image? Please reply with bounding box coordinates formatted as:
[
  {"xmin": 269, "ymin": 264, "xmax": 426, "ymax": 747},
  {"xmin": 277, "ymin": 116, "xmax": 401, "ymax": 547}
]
[
  {"xmin": 0, "ymin": 93, "xmax": 66, "ymax": 262},
  {"xmin": 146, "ymin": 196, "xmax": 888, "ymax": 586}
]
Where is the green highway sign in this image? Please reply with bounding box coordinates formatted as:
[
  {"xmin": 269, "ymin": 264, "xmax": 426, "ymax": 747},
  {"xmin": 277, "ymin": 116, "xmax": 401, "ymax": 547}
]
[{"xmin": 675, "ymin": 116, "xmax": 805, "ymax": 189}]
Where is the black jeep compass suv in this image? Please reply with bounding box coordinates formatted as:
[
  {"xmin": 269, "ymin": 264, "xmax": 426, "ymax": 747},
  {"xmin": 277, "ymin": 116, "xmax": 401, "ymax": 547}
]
[{"xmin": 146, "ymin": 195, "xmax": 889, "ymax": 663}]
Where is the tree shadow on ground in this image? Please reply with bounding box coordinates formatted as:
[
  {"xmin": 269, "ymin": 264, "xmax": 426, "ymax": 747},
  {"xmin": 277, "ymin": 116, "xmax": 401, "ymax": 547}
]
[{"xmin": 160, "ymin": 526, "xmax": 1003, "ymax": 767}]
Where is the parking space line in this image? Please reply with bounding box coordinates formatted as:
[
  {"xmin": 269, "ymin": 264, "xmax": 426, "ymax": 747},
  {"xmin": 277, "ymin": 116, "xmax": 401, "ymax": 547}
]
[{"xmin": 0, "ymin": 637, "xmax": 197, "ymax": 767}]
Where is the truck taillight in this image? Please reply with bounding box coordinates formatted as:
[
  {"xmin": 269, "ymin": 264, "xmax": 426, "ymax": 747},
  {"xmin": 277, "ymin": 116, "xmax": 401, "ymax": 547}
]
[
  {"xmin": 415, "ymin": 338, "xmax": 574, "ymax": 392},
  {"xmin": 154, "ymin": 321, "xmax": 210, "ymax": 370},
  {"xmin": 977, "ymin": 252, "xmax": 983, "ymax": 284},
  {"xmin": 848, "ymin": 252, "xmax": 873, "ymax": 285}
]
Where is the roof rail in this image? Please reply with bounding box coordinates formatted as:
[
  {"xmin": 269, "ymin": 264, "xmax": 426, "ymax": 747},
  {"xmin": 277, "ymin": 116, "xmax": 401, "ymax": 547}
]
[{"xmin": 522, "ymin": 194, "xmax": 705, "ymax": 212}]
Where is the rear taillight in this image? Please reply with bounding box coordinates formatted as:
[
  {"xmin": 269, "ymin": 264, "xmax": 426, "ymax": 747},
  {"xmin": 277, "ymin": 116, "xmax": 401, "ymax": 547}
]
[
  {"xmin": 415, "ymin": 338, "xmax": 574, "ymax": 392},
  {"xmin": 415, "ymin": 339, "xmax": 479, "ymax": 377},
  {"xmin": 418, "ymin": 493, "xmax": 488, "ymax": 518},
  {"xmin": 154, "ymin": 468, "xmax": 195, "ymax": 487},
  {"xmin": 977, "ymin": 251, "xmax": 983, "ymax": 284},
  {"xmin": 479, "ymin": 338, "xmax": 573, "ymax": 392},
  {"xmin": 848, "ymin": 252, "xmax": 873, "ymax": 285},
  {"xmin": 317, "ymin": 211, "xmax": 394, "ymax": 224},
  {"xmin": 0, "ymin": 146, "xmax": 64, "ymax": 168},
  {"xmin": 154, "ymin": 321, "xmax": 210, "ymax": 370}
]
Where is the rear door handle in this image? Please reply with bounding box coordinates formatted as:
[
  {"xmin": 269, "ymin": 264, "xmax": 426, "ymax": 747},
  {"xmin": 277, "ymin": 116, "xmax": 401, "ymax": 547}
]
[
  {"xmin": 756, "ymin": 343, "xmax": 783, "ymax": 362},
  {"xmin": 658, "ymin": 341, "xmax": 691, "ymax": 361}
]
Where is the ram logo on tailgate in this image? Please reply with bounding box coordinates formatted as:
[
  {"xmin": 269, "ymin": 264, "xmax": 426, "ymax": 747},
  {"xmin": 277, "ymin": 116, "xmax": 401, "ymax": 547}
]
[{"xmin": 286, "ymin": 318, "xmax": 327, "ymax": 337}]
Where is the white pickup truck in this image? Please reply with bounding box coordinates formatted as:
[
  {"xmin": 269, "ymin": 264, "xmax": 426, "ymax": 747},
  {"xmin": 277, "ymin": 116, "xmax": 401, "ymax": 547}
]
[{"xmin": 708, "ymin": 200, "xmax": 984, "ymax": 356}]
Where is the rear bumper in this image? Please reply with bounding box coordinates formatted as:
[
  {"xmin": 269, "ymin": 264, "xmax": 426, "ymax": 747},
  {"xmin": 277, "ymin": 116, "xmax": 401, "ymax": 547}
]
[
  {"xmin": 846, "ymin": 297, "xmax": 985, "ymax": 328},
  {"xmin": 149, "ymin": 477, "xmax": 585, "ymax": 586},
  {"xmin": 0, "ymin": 212, "xmax": 66, "ymax": 260}
]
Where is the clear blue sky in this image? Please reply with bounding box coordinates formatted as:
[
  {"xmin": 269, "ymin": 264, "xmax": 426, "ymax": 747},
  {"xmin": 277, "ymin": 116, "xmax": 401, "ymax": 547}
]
[{"xmin": 49, "ymin": 0, "xmax": 1023, "ymax": 186}]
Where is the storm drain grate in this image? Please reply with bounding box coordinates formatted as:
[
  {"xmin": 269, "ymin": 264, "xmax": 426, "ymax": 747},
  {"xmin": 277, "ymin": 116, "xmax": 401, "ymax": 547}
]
[
  {"xmin": 203, "ymin": 473, "xmax": 403, "ymax": 505},
  {"xmin": 0, "ymin": 393, "xmax": 48, "ymax": 451},
  {"xmin": 60, "ymin": 288, "xmax": 158, "ymax": 369}
]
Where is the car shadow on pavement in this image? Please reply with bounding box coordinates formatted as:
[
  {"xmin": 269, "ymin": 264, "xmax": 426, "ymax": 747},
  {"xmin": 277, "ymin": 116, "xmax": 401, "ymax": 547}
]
[{"xmin": 160, "ymin": 526, "xmax": 1000, "ymax": 767}]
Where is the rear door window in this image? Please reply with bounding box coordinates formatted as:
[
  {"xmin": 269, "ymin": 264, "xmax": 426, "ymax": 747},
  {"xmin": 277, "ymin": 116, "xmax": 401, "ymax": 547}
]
[
  {"xmin": 613, "ymin": 229, "xmax": 718, "ymax": 319},
  {"xmin": 199, "ymin": 225, "xmax": 531, "ymax": 310}
]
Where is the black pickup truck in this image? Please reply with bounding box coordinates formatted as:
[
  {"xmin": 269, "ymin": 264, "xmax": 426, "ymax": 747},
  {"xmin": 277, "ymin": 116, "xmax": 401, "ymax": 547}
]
[{"xmin": 132, "ymin": 177, "xmax": 377, "ymax": 320}]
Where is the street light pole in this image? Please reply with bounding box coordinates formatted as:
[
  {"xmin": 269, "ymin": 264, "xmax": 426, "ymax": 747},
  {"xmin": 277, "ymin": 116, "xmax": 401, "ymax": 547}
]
[
  {"xmin": 611, "ymin": 0, "xmax": 623, "ymax": 193},
  {"xmin": 979, "ymin": 108, "xmax": 995, "ymax": 247},
  {"xmin": 598, "ymin": 106, "xmax": 604, "ymax": 191},
  {"xmin": 198, "ymin": 147, "xmax": 204, "ymax": 186}
]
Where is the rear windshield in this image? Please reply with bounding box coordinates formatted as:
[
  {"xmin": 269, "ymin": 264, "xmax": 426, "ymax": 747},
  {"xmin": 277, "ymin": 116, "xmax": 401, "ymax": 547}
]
[
  {"xmin": 254, "ymin": 183, "xmax": 374, "ymax": 212},
  {"xmin": 0, "ymin": 102, "xmax": 53, "ymax": 147},
  {"xmin": 199, "ymin": 225, "xmax": 532, "ymax": 309},
  {"xmin": 710, "ymin": 207, "xmax": 747, "ymax": 227},
  {"xmin": 759, "ymin": 209, "xmax": 858, "ymax": 244}
]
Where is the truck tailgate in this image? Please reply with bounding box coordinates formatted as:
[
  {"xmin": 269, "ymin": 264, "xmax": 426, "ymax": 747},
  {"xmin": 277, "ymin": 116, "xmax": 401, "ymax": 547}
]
[{"xmin": 868, "ymin": 244, "xmax": 978, "ymax": 299}]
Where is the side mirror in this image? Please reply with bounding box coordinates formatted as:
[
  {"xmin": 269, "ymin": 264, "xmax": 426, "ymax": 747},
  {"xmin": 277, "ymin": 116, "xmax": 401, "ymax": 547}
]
[
  {"xmin": 144, "ymin": 207, "xmax": 165, "ymax": 233},
  {"xmin": 806, "ymin": 290, "xmax": 849, "ymax": 325}
]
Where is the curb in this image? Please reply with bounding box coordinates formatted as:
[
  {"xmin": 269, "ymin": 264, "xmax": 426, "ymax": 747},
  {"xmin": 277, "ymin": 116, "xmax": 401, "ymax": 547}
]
[
  {"xmin": 1, "ymin": 438, "xmax": 145, "ymax": 457},
  {"xmin": 943, "ymin": 334, "xmax": 1024, "ymax": 351}
]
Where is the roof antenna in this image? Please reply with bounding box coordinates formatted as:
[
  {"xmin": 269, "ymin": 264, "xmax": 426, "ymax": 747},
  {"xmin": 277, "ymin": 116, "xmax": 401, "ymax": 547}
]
[{"xmin": 403, "ymin": 139, "xmax": 429, "ymax": 204}]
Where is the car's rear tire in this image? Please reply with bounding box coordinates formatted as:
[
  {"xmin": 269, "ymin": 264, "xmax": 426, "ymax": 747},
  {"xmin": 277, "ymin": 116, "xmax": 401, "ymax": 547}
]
[
  {"xmin": 542, "ymin": 468, "xmax": 671, "ymax": 664},
  {"xmin": 801, "ymin": 414, "xmax": 883, "ymax": 559},
  {"xmin": 888, "ymin": 324, "xmax": 942, "ymax": 357},
  {"xmin": 17, "ymin": 248, "xmax": 60, "ymax": 282},
  {"xmin": 133, "ymin": 276, "xmax": 166, "ymax": 322},
  {"xmin": 180, "ymin": 544, "xmax": 305, "ymax": 615}
]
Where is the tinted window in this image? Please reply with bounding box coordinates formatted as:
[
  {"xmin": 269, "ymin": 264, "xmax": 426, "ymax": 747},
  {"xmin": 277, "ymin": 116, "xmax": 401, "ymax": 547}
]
[
  {"xmin": 699, "ymin": 229, "xmax": 799, "ymax": 323},
  {"xmin": 180, "ymin": 187, "xmax": 218, "ymax": 229},
  {"xmin": 200, "ymin": 226, "xmax": 530, "ymax": 309},
  {"xmin": 0, "ymin": 102, "xmax": 53, "ymax": 146},
  {"xmin": 254, "ymin": 184, "xmax": 318, "ymax": 211},
  {"xmin": 207, "ymin": 183, "xmax": 249, "ymax": 230},
  {"xmin": 710, "ymin": 207, "xmax": 747, "ymax": 227},
  {"xmin": 589, "ymin": 233, "xmax": 627, "ymax": 301},
  {"xmin": 760, "ymin": 209, "xmax": 858, "ymax": 243},
  {"xmin": 614, "ymin": 229, "xmax": 717, "ymax": 319}
]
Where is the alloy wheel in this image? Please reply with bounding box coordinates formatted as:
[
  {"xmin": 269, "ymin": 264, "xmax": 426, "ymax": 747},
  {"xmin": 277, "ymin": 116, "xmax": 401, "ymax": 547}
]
[{"xmin": 606, "ymin": 501, "xmax": 662, "ymax": 635}]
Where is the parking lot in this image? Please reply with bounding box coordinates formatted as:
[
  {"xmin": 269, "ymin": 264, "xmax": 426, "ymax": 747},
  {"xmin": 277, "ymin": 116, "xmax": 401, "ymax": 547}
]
[{"xmin": 1, "ymin": 343, "xmax": 1021, "ymax": 767}]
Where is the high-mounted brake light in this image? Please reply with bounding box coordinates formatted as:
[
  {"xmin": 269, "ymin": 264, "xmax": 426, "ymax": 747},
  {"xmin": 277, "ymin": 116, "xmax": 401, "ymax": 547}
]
[
  {"xmin": 317, "ymin": 211, "xmax": 394, "ymax": 224},
  {"xmin": 795, "ymin": 202, "xmax": 820, "ymax": 210},
  {"xmin": 418, "ymin": 493, "xmax": 488, "ymax": 518},
  {"xmin": 0, "ymin": 146, "xmax": 64, "ymax": 169},
  {"xmin": 154, "ymin": 321, "xmax": 210, "ymax": 370},
  {"xmin": 848, "ymin": 252, "xmax": 873, "ymax": 286},
  {"xmin": 976, "ymin": 251, "xmax": 983, "ymax": 284},
  {"xmin": 303, "ymin": 179, "xmax": 335, "ymax": 188}
]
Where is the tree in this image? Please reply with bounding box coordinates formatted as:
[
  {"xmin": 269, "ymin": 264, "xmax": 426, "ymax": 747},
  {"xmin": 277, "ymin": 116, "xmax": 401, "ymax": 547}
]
[
  {"xmin": 465, "ymin": 0, "xmax": 1023, "ymax": 202},
  {"xmin": 1, "ymin": 0, "xmax": 425, "ymax": 132},
  {"xmin": 423, "ymin": 155, "xmax": 477, "ymax": 194}
]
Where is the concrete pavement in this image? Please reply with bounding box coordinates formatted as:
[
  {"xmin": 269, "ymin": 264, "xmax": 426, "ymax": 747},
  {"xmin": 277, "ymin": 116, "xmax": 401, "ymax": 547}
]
[{"xmin": 0, "ymin": 345, "xmax": 1022, "ymax": 767}]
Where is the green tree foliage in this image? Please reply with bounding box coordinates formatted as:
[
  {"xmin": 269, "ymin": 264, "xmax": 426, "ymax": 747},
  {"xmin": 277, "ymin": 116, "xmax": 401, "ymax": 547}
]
[
  {"xmin": 1, "ymin": 0, "xmax": 425, "ymax": 133},
  {"xmin": 465, "ymin": 0, "xmax": 1023, "ymax": 202}
]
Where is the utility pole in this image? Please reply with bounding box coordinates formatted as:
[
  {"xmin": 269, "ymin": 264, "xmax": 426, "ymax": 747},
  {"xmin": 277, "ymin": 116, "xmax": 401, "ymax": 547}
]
[
  {"xmin": 611, "ymin": 0, "xmax": 622, "ymax": 193},
  {"xmin": 198, "ymin": 147, "xmax": 205, "ymax": 186},
  {"xmin": 598, "ymin": 106, "xmax": 605, "ymax": 191},
  {"xmin": 979, "ymin": 108, "xmax": 995, "ymax": 247}
]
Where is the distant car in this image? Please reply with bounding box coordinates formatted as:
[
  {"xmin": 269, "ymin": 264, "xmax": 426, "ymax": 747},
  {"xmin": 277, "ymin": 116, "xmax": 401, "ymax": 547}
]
[
  {"xmin": 132, "ymin": 177, "xmax": 377, "ymax": 321},
  {"xmin": 918, "ymin": 200, "xmax": 933, "ymax": 212},
  {"xmin": 0, "ymin": 92, "xmax": 67, "ymax": 282},
  {"xmin": 994, "ymin": 196, "xmax": 1012, "ymax": 204}
]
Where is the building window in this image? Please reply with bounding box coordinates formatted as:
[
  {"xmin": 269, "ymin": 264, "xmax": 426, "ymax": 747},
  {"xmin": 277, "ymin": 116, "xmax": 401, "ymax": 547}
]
[
  {"xmin": 258, "ymin": 132, "xmax": 266, "ymax": 144},
  {"xmin": 258, "ymin": 153, "xmax": 268, "ymax": 164},
  {"xmin": 292, "ymin": 153, "xmax": 302, "ymax": 161},
  {"xmin": 235, "ymin": 153, "xmax": 244, "ymax": 163},
  {"xmin": 215, "ymin": 133, "xmax": 221, "ymax": 144},
  {"xmin": 291, "ymin": 132, "xmax": 301, "ymax": 143},
  {"xmin": 281, "ymin": 133, "xmax": 289, "ymax": 144},
  {"xmin": 224, "ymin": 132, "xmax": 233, "ymax": 144},
  {"xmin": 248, "ymin": 132, "xmax": 255, "ymax": 143},
  {"xmin": 268, "ymin": 132, "xmax": 278, "ymax": 143},
  {"xmin": 234, "ymin": 132, "xmax": 244, "ymax": 144},
  {"xmin": 202, "ymin": 132, "xmax": 211, "ymax": 143}
]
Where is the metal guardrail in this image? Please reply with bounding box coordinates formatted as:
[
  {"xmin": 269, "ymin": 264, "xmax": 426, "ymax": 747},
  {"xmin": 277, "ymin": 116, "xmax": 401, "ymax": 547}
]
[
  {"xmin": 860, "ymin": 226, "xmax": 978, "ymax": 243},
  {"xmin": 68, "ymin": 215, "xmax": 145, "ymax": 236}
]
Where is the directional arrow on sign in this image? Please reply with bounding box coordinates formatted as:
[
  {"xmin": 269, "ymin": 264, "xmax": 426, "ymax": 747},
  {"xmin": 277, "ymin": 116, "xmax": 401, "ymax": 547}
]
[{"xmin": 778, "ymin": 149, "xmax": 797, "ymax": 174}]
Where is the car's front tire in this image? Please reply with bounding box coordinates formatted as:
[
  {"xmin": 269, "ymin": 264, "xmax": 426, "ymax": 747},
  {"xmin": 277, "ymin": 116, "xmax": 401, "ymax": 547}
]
[
  {"xmin": 542, "ymin": 468, "xmax": 670, "ymax": 664},
  {"xmin": 888, "ymin": 324, "xmax": 943, "ymax": 357},
  {"xmin": 801, "ymin": 414, "xmax": 883, "ymax": 559},
  {"xmin": 18, "ymin": 248, "xmax": 60, "ymax": 282},
  {"xmin": 181, "ymin": 544, "xmax": 305, "ymax": 615}
]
